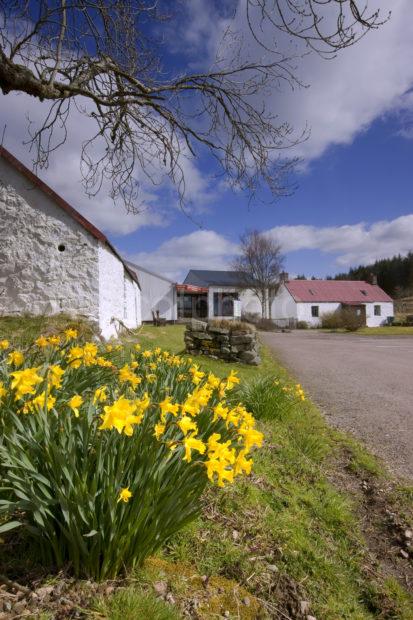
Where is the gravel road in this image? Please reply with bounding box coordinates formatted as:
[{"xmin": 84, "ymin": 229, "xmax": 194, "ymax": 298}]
[{"xmin": 261, "ymin": 331, "xmax": 413, "ymax": 480}]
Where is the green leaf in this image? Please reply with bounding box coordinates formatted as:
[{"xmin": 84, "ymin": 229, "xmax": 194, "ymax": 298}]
[{"xmin": 0, "ymin": 520, "xmax": 22, "ymax": 533}]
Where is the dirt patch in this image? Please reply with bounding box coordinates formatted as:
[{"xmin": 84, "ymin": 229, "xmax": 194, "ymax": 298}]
[{"xmin": 329, "ymin": 446, "xmax": 413, "ymax": 593}]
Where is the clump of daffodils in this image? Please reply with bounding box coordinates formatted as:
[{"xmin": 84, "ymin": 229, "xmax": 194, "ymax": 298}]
[
  {"xmin": 274, "ymin": 379, "xmax": 306, "ymax": 402},
  {"xmin": 0, "ymin": 329, "xmax": 263, "ymax": 579}
]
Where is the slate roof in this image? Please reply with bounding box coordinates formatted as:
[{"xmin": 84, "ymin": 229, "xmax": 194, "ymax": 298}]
[
  {"xmin": 184, "ymin": 270, "xmax": 252, "ymax": 287},
  {"xmin": 284, "ymin": 280, "xmax": 393, "ymax": 303},
  {"xmin": 0, "ymin": 146, "xmax": 140, "ymax": 287}
]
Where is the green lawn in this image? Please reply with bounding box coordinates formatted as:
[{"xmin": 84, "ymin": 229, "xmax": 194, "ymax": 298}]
[{"xmin": 1, "ymin": 318, "xmax": 412, "ymax": 619}]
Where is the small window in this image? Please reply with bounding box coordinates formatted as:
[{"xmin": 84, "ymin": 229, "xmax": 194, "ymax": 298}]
[
  {"xmin": 308, "ymin": 289, "xmax": 315, "ymax": 295},
  {"xmin": 360, "ymin": 290, "xmax": 368, "ymax": 296},
  {"xmin": 311, "ymin": 305, "xmax": 319, "ymax": 317},
  {"xmin": 374, "ymin": 305, "xmax": 381, "ymax": 316}
]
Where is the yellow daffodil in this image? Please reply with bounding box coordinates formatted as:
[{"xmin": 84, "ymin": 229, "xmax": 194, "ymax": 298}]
[
  {"xmin": 142, "ymin": 350, "xmax": 152, "ymax": 358},
  {"xmin": 93, "ymin": 386, "xmax": 108, "ymax": 404},
  {"xmin": 207, "ymin": 373, "xmax": 221, "ymax": 389},
  {"xmin": 99, "ymin": 396, "xmax": 142, "ymax": 436},
  {"xmin": 205, "ymin": 458, "xmax": 234, "ymax": 487},
  {"xmin": 7, "ymin": 350, "xmax": 24, "ymax": 367},
  {"xmin": 213, "ymin": 402, "xmax": 229, "ymax": 422},
  {"xmin": 69, "ymin": 394, "xmax": 83, "ymax": 417},
  {"xmin": 178, "ymin": 415, "xmax": 198, "ymax": 436},
  {"xmin": 67, "ymin": 346, "xmax": 84, "ymax": 368},
  {"xmin": 118, "ymin": 364, "xmax": 141, "ymax": 388},
  {"xmin": 0, "ymin": 339, "xmax": 10, "ymax": 350},
  {"xmin": 25, "ymin": 391, "xmax": 56, "ymax": 413},
  {"xmin": 154, "ymin": 422, "xmax": 166, "ymax": 440},
  {"xmin": 182, "ymin": 435, "xmax": 206, "ymax": 463},
  {"xmin": 48, "ymin": 335, "xmax": 61, "ymax": 346},
  {"xmin": 48, "ymin": 365, "xmax": 65, "ymax": 389},
  {"xmin": 134, "ymin": 343, "xmax": 141, "ymax": 351},
  {"xmin": 118, "ymin": 487, "xmax": 132, "ymax": 503},
  {"xmin": 159, "ymin": 396, "xmax": 179, "ymax": 421},
  {"xmin": 64, "ymin": 328, "xmax": 78, "ymax": 341},
  {"xmin": 83, "ymin": 342, "xmax": 98, "ymax": 365},
  {"xmin": 234, "ymin": 450, "xmax": 253, "ymax": 476},
  {"xmin": 189, "ymin": 365, "xmax": 205, "ymax": 385},
  {"xmin": 10, "ymin": 367, "xmax": 43, "ymax": 399},
  {"xmin": 238, "ymin": 427, "xmax": 264, "ymax": 453}
]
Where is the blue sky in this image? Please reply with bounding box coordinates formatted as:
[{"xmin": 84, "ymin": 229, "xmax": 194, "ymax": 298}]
[{"xmin": 1, "ymin": 0, "xmax": 413, "ymax": 281}]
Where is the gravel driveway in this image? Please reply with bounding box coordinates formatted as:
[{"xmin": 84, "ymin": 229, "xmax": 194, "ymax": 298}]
[{"xmin": 261, "ymin": 331, "xmax": 413, "ymax": 480}]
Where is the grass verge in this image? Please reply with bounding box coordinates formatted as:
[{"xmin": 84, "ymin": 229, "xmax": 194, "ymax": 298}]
[{"xmin": 1, "ymin": 319, "xmax": 412, "ymax": 619}]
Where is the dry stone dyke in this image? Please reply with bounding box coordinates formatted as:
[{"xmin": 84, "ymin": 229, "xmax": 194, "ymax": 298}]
[{"xmin": 184, "ymin": 320, "xmax": 260, "ymax": 365}]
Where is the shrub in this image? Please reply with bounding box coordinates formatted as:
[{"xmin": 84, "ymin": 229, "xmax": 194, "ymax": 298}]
[
  {"xmin": 0, "ymin": 332, "xmax": 263, "ymax": 579},
  {"xmin": 321, "ymin": 309, "xmax": 364, "ymax": 331},
  {"xmin": 296, "ymin": 321, "xmax": 309, "ymax": 329},
  {"xmin": 321, "ymin": 311, "xmax": 342, "ymax": 329}
]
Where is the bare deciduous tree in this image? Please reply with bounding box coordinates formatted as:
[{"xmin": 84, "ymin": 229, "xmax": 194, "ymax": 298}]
[
  {"xmin": 0, "ymin": 1, "xmax": 385, "ymax": 210},
  {"xmin": 233, "ymin": 229, "xmax": 284, "ymax": 318}
]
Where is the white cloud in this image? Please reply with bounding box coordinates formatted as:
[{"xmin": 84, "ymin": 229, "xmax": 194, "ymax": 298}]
[
  {"xmin": 128, "ymin": 230, "xmax": 239, "ymax": 280},
  {"xmin": 0, "ymin": 89, "xmax": 218, "ymax": 235},
  {"xmin": 127, "ymin": 214, "xmax": 413, "ymax": 281},
  {"xmin": 266, "ymin": 214, "xmax": 413, "ymax": 266},
  {"xmin": 178, "ymin": 0, "xmax": 413, "ymax": 164},
  {"xmin": 276, "ymin": 0, "xmax": 413, "ymax": 161}
]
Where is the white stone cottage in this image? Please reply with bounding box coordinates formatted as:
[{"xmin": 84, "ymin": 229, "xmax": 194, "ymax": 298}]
[
  {"xmin": 0, "ymin": 147, "xmax": 141, "ymax": 339},
  {"xmin": 178, "ymin": 270, "xmax": 263, "ymax": 320},
  {"xmin": 126, "ymin": 261, "xmax": 177, "ymax": 323},
  {"xmin": 271, "ymin": 278, "xmax": 394, "ymax": 327}
]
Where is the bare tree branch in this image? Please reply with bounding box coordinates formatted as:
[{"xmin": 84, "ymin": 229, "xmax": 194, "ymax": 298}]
[
  {"xmin": 233, "ymin": 229, "xmax": 284, "ymax": 318},
  {"xmin": 0, "ymin": 1, "xmax": 384, "ymax": 211}
]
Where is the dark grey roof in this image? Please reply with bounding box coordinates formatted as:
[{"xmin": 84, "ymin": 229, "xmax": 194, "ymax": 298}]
[{"xmin": 184, "ymin": 270, "xmax": 251, "ymax": 287}]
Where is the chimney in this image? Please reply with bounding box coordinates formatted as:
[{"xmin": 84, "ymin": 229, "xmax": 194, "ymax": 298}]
[
  {"xmin": 280, "ymin": 272, "xmax": 289, "ymax": 283},
  {"xmin": 371, "ymin": 273, "xmax": 378, "ymax": 285}
]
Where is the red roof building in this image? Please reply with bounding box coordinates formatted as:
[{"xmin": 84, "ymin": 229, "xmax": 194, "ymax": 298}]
[
  {"xmin": 284, "ymin": 280, "xmax": 392, "ymax": 304},
  {"xmin": 272, "ymin": 279, "xmax": 394, "ymax": 328}
]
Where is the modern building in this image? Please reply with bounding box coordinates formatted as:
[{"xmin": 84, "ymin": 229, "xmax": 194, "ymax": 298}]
[
  {"xmin": 178, "ymin": 270, "xmax": 263, "ymax": 320},
  {"xmin": 126, "ymin": 262, "xmax": 177, "ymax": 323}
]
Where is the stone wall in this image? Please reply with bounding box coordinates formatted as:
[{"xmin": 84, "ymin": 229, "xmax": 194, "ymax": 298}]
[
  {"xmin": 0, "ymin": 157, "xmax": 99, "ymax": 321},
  {"xmin": 184, "ymin": 320, "xmax": 261, "ymax": 365}
]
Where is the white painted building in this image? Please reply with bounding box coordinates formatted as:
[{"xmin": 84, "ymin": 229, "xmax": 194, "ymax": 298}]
[
  {"xmin": 178, "ymin": 270, "xmax": 263, "ymax": 320},
  {"xmin": 0, "ymin": 147, "xmax": 141, "ymax": 339},
  {"xmin": 271, "ymin": 279, "xmax": 394, "ymax": 327},
  {"xmin": 126, "ymin": 262, "xmax": 177, "ymax": 322}
]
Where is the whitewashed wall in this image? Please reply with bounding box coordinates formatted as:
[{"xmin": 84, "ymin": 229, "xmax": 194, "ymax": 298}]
[
  {"xmin": 129, "ymin": 265, "xmax": 176, "ymax": 322},
  {"xmin": 365, "ymin": 302, "xmax": 394, "ymax": 327},
  {"xmin": 297, "ymin": 302, "xmax": 341, "ymax": 326},
  {"xmin": 98, "ymin": 245, "xmax": 141, "ymax": 338},
  {"xmin": 0, "ymin": 157, "xmax": 100, "ymax": 321},
  {"xmin": 271, "ymin": 284, "xmax": 298, "ymax": 322}
]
